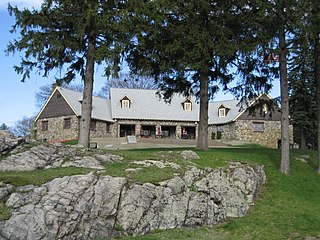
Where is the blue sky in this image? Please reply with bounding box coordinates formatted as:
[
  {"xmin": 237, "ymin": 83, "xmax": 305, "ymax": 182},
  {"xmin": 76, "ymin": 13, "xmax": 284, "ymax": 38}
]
[
  {"xmin": 0, "ymin": 0, "xmax": 280, "ymax": 128},
  {"xmin": 0, "ymin": 0, "xmax": 107, "ymax": 127}
]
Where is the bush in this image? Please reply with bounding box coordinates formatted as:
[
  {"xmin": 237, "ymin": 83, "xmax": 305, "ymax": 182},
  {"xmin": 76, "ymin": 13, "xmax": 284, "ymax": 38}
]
[
  {"xmin": 211, "ymin": 132, "xmax": 216, "ymax": 140},
  {"xmin": 217, "ymin": 131, "xmax": 222, "ymax": 139}
]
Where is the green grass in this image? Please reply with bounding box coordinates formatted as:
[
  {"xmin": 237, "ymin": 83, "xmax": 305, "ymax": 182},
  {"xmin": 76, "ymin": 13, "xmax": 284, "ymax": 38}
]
[
  {"xmin": 110, "ymin": 147, "xmax": 320, "ymax": 240},
  {"xmin": 1, "ymin": 146, "xmax": 320, "ymax": 239},
  {"xmin": 62, "ymin": 139, "xmax": 78, "ymax": 145},
  {"xmin": 0, "ymin": 202, "xmax": 11, "ymax": 221},
  {"xmin": 101, "ymin": 150, "xmax": 186, "ymax": 184},
  {"xmin": 0, "ymin": 167, "xmax": 92, "ymax": 186}
]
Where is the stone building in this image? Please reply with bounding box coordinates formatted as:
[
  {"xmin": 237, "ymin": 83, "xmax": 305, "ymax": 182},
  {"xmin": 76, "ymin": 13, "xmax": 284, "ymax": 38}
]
[{"xmin": 34, "ymin": 87, "xmax": 284, "ymax": 148}]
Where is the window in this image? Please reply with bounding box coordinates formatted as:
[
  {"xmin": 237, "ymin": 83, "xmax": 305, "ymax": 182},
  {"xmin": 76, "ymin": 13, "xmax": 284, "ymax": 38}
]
[
  {"xmin": 218, "ymin": 108, "xmax": 226, "ymax": 117},
  {"xmin": 63, "ymin": 118, "xmax": 71, "ymax": 129},
  {"xmin": 262, "ymin": 104, "xmax": 268, "ymax": 114},
  {"xmin": 42, "ymin": 121, "xmax": 48, "ymax": 131},
  {"xmin": 253, "ymin": 122, "xmax": 265, "ymax": 132},
  {"xmin": 57, "ymin": 93, "xmax": 62, "ymax": 99},
  {"xmin": 121, "ymin": 99, "xmax": 130, "ymax": 108},
  {"xmin": 121, "ymin": 96, "xmax": 131, "ymax": 108},
  {"xmin": 184, "ymin": 102, "xmax": 192, "ymax": 111},
  {"xmin": 90, "ymin": 120, "xmax": 97, "ymax": 131},
  {"xmin": 106, "ymin": 123, "xmax": 110, "ymax": 133}
]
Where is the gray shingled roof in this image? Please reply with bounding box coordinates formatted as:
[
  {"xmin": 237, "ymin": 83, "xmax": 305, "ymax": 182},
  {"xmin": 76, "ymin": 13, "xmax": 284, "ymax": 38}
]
[
  {"xmin": 59, "ymin": 87, "xmax": 113, "ymax": 122},
  {"xmin": 110, "ymin": 88, "xmax": 242, "ymax": 124},
  {"xmin": 56, "ymin": 87, "xmax": 244, "ymax": 124},
  {"xmin": 208, "ymin": 99, "xmax": 242, "ymax": 124}
]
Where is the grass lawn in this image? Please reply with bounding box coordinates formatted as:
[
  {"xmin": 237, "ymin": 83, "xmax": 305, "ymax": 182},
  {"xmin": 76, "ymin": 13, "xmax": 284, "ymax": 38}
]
[
  {"xmin": 113, "ymin": 147, "xmax": 320, "ymax": 240},
  {"xmin": 1, "ymin": 145, "xmax": 320, "ymax": 239}
]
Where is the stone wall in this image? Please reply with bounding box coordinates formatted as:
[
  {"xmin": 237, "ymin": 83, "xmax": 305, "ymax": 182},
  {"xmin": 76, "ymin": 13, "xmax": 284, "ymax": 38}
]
[
  {"xmin": 208, "ymin": 122, "xmax": 236, "ymax": 140},
  {"xmin": 36, "ymin": 116, "xmax": 79, "ymax": 142},
  {"xmin": 234, "ymin": 120, "xmax": 282, "ymax": 148},
  {"xmin": 36, "ymin": 117, "xmax": 116, "ymax": 142},
  {"xmin": 90, "ymin": 120, "xmax": 115, "ymax": 138}
]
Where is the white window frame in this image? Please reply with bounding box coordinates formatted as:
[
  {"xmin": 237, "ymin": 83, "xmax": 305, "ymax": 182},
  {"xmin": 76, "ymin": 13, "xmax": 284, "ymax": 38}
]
[
  {"xmin": 218, "ymin": 108, "xmax": 226, "ymax": 117},
  {"xmin": 184, "ymin": 102, "xmax": 192, "ymax": 111},
  {"xmin": 121, "ymin": 99, "xmax": 130, "ymax": 108}
]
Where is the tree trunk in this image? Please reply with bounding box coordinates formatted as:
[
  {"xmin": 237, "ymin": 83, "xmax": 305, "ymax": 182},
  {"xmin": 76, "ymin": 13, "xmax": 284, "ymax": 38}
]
[
  {"xmin": 314, "ymin": 32, "xmax": 320, "ymax": 174},
  {"xmin": 196, "ymin": 68, "xmax": 209, "ymax": 151},
  {"xmin": 299, "ymin": 128, "xmax": 307, "ymax": 150},
  {"xmin": 78, "ymin": 36, "xmax": 95, "ymax": 148},
  {"xmin": 279, "ymin": 13, "xmax": 290, "ymax": 174}
]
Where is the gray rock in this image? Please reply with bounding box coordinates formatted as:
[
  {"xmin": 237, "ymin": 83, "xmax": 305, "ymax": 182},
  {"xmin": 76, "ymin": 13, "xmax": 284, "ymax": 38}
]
[
  {"xmin": 133, "ymin": 160, "xmax": 181, "ymax": 169},
  {"xmin": 0, "ymin": 131, "xmax": 25, "ymax": 155},
  {"xmin": 61, "ymin": 156, "xmax": 104, "ymax": 169},
  {"xmin": 180, "ymin": 150, "xmax": 200, "ymax": 160},
  {"xmin": 94, "ymin": 154, "xmax": 123, "ymax": 163},
  {"xmin": 1, "ymin": 173, "xmax": 126, "ymax": 240},
  {"xmin": 0, "ymin": 162, "xmax": 266, "ymax": 240},
  {"xmin": 0, "ymin": 182, "xmax": 15, "ymax": 201},
  {"xmin": 0, "ymin": 144, "xmax": 124, "ymax": 172}
]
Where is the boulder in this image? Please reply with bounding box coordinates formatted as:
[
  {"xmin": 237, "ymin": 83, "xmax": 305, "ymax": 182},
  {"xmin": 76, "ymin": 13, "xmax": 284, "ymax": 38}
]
[{"xmin": 180, "ymin": 150, "xmax": 200, "ymax": 160}]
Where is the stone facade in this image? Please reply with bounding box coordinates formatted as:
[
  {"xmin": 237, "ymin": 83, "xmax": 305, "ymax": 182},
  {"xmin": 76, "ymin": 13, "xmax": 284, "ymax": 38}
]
[
  {"xmin": 35, "ymin": 116, "xmax": 116, "ymax": 142},
  {"xmin": 90, "ymin": 120, "xmax": 116, "ymax": 138},
  {"xmin": 34, "ymin": 87, "xmax": 285, "ymax": 148},
  {"xmin": 35, "ymin": 117, "xmax": 287, "ymax": 148},
  {"xmin": 234, "ymin": 120, "xmax": 282, "ymax": 148},
  {"xmin": 208, "ymin": 122, "xmax": 237, "ymax": 140},
  {"xmin": 36, "ymin": 115, "xmax": 79, "ymax": 142}
]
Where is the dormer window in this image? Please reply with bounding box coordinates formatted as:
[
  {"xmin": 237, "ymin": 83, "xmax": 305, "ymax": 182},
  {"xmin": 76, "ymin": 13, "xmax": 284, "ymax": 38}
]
[
  {"xmin": 218, "ymin": 108, "xmax": 226, "ymax": 117},
  {"xmin": 218, "ymin": 104, "xmax": 229, "ymax": 117},
  {"xmin": 183, "ymin": 100, "xmax": 192, "ymax": 111},
  {"xmin": 121, "ymin": 96, "xmax": 131, "ymax": 108}
]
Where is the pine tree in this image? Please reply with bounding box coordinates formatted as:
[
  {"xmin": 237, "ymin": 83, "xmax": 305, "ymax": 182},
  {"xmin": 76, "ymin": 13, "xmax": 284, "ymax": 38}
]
[
  {"xmin": 6, "ymin": 0, "xmax": 126, "ymax": 147},
  {"xmin": 289, "ymin": 36, "xmax": 317, "ymax": 149},
  {"xmin": 126, "ymin": 0, "xmax": 259, "ymax": 150},
  {"xmin": 0, "ymin": 123, "xmax": 10, "ymax": 131}
]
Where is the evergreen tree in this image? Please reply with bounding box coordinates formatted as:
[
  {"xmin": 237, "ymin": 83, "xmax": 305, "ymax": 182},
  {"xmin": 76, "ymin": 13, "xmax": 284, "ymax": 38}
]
[
  {"xmin": 289, "ymin": 36, "xmax": 317, "ymax": 149},
  {"xmin": 291, "ymin": 0, "xmax": 320, "ymax": 172},
  {"xmin": 0, "ymin": 123, "xmax": 10, "ymax": 131},
  {"xmin": 6, "ymin": 0, "xmax": 127, "ymax": 147},
  {"xmin": 254, "ymin": 0, "xmax": 300, "ymax": 174},
  {"xmin": 125, "ymin": 0, "xmax": 259, "ymax": 150}
]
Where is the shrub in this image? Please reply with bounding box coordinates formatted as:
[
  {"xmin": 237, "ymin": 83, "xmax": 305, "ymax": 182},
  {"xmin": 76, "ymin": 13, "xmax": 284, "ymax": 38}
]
[
  {"xmin": 211, "ymin": 132, "xmax": 216, "ymax": 140},
  {"xmin": 217, "ymin": 131, "xmax": 222, "ymax": 139}
]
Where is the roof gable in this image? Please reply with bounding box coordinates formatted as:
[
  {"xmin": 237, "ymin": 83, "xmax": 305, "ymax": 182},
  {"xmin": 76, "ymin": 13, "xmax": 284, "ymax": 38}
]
[
  {"xmin": 35, "ymin": 87, "xmax": 77, "ymax": 122},
  {"xmin": 234, "ymin": 93, "xmax": 281, "ymax": 121},
  {"xmin": 35, "ymin": 87, "xmax": 113, "ymax": 122}
]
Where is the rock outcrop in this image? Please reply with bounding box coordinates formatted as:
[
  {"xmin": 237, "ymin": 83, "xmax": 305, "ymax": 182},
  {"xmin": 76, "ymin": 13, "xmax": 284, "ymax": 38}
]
[
  {"xmin": 0, "ymin": 144, "xmax": 123, "ymax": 172},
  {"xmin": 0, "ymin": 162, "xmax": 266, "ymax": 240},
  {"xmin": 0, "ymin": 131, "xmax": 25, "ymax": 156}
]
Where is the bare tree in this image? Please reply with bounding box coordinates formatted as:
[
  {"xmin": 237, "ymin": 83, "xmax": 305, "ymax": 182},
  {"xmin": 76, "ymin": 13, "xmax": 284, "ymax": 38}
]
[
  {"xmin": 35, "ymin": 82, "xmax": 84, "ymax": 109},
  {"xmin": 12, "ymin": 116, "xmax": 35, "ymax": 138},
  {"xmin": 96, "ymin": 74, "xmax": 158, "ymax": 99}
]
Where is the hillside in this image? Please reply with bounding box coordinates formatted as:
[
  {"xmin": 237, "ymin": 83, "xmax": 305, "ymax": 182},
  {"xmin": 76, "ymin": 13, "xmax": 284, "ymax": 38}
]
[{"xmin": 0, "ymin": 140, "xmax": 319, "ymax": 240}]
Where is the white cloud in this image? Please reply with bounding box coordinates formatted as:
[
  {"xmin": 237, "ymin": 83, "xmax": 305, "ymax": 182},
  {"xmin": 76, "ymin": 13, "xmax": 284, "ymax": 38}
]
[{"xmin": 0, "ymin": 0, "xmax": 44, "ymax": 10}]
